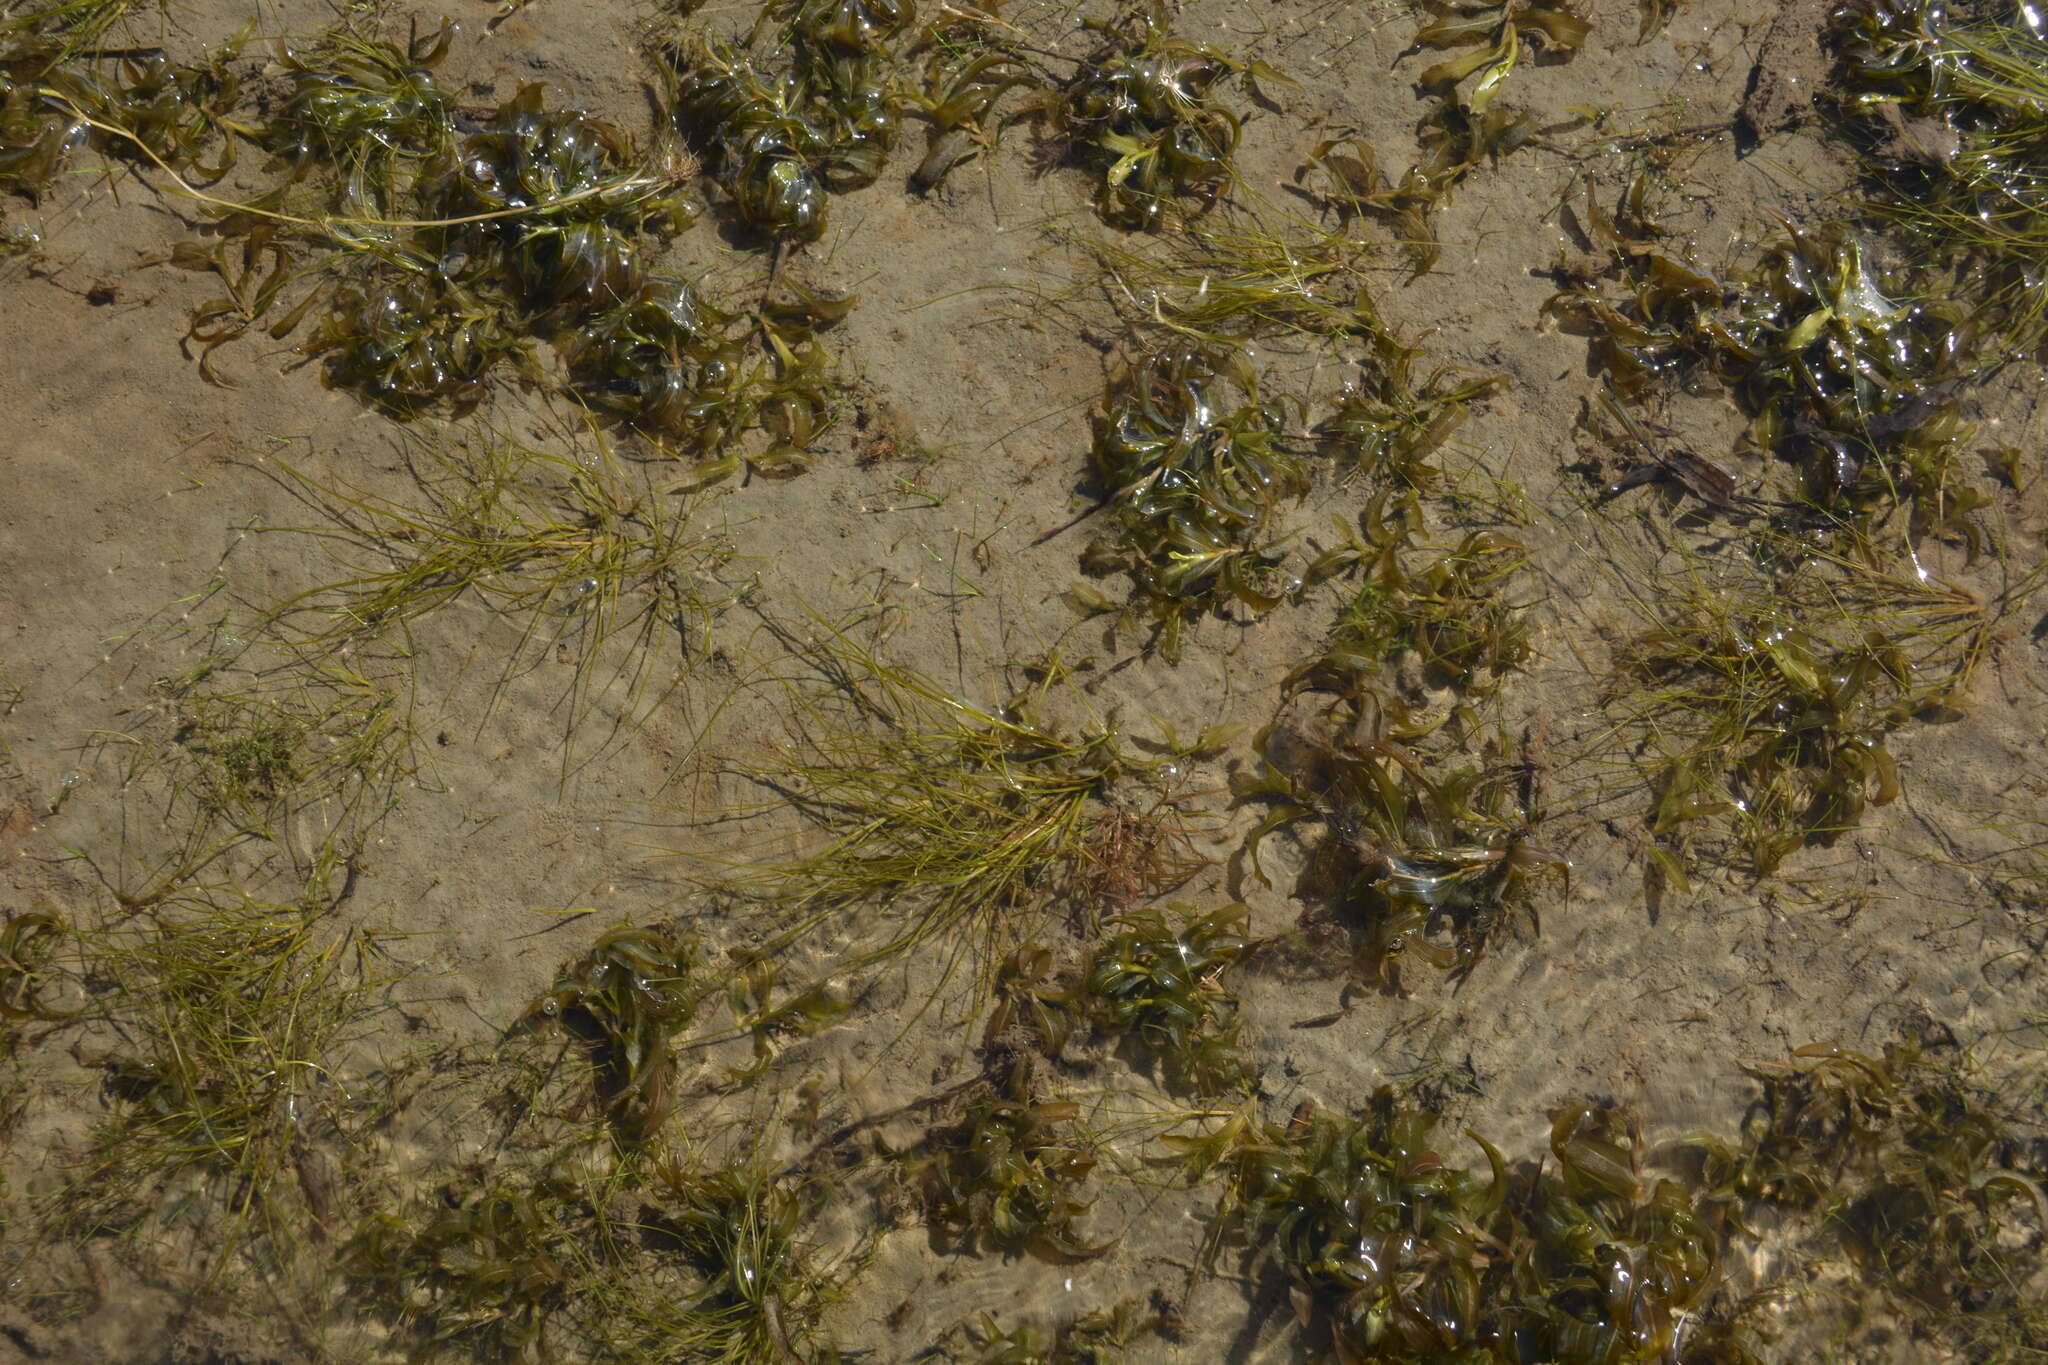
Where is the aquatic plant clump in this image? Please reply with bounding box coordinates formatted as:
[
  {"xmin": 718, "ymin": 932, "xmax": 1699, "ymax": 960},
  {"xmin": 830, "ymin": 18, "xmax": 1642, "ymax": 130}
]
[
  {"xmin": 1221, "ymin": 1089, "xmax": 1750, "ymax": 1363},
  {"xmin": 1832, "ymin": 0, "xmax": 2048, "ymax": 350},
  {"xmin": 1693, "ymin": 1042, "xmax": 2048, "ymax": 1347},
  {"xmin": 1086, "ymin": 344, "xmax": 1308, "ymax": 655},
  {"xmin": 662, "ymin": 0, "xmax": 916, "ymax": 242},
  {"xmin": 1057, "ymin": 9, "xmax": 1264, "ymax": 231},
  {"xmin": 731, "ymin": 616, "xmax": 1203, "ymax": 983},
  {"xmin": 1084, "ymin": 905, "xmax": 1250, "ymax": 1096},
  {"xmin": 1296, "ymin": 493, "xmax": 1533, "ymax": 705},
  {"xmin": 0, "ymin": 35, "xmax": 240, "ymax": 203},
  {"xmin": 921, "ymin": 1063, "xmax": 1107, "ymax": 1259},
  {"xmin": 1549, "ymin": 185, "xmax": 1986, "ymax": 543},
  {"xmin": 1607, "ymin": 551, "xmax": 1988, "ymax": 876},
  {"xmin": 522, "ymin": 924, "xmax": 702, "ymax": 1141},
  {"xmin": 1239, "ymin": 721, "xmax": 1565, "ymax": 983}
]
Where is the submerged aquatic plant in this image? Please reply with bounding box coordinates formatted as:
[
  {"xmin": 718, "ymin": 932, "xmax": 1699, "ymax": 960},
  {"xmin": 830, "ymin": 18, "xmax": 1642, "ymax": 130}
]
[
  {"xmin": 1549, "ymin": 182, "xmax": 1987, "ymax": 545},
  {"xmin": 1239, "ymin": 718, "xmax": 1564, "ymax": 983},
  {"xmin": 256, "ymin": 426, "xmax": 736, "ymax": 763},
  {"xmin": 1057, "ymin": 8, "xmax": 1272, "ymax": 230},
  {"xmin": 1604, "ymin": 545, "xmax": 1989, "ymax": 876},
  {"xmin": 646, "ymin": 1157, "xmax": 845, "ymax": 1363},
  {"xmin": 47, "ymin": 889, "xmax": 378, "ymax": 1281},
  {"xmin": 1086, "ymin": 343, "xmax": 1307, "ymax": 655},
  {"xmin": 1084, "ymin": 905, "xmax": 1250, "ymax": 1096},
  {"xmin": 921, "ymin": 1062, "xmax": 1108, "ymax": 1259},
  {"xmin": 522, "ymin": 924, "xmax": 701, "ymax": 1141},
  {"xmin": 1832, "ymin": 0, "xmax": 2048, "ymax": 351},
  {"xmin": 729, "ymin": 614, "xmax": 1204, "ymax": 984},
  {"xmin": 1221, "ymin": 1089, "xmax": 1751, "ymax": 1363},
  {"xmin": 0, "ymin": 35, "xmax": 240, "ymax": 202},
  {"xmin": 1295, "ymin": 493, "xmax": 1532, "ymax": 706},
  {"xmin": 662, "ymin": 0, "xmax": 915, "ymax": 241},
  {"xmin": 345, "ymin": 1176, "xmax": 574, "ymax": 1362},
  {"xmin": 1694, "ymin": 1041, "xmax": 2048, "ymax": 1350}
]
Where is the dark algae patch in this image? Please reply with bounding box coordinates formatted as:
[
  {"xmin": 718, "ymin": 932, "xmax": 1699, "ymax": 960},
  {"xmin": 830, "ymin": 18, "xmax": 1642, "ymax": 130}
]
[{"xmin": 0, "ymin": 0, "xmax": 2046, "ymax": 1359}]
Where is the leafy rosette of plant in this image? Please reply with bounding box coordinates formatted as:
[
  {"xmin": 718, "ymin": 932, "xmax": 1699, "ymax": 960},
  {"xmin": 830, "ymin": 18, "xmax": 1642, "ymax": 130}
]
[
  {"xmin": 1238, "ymin": 718, "xmax": 1565, "ymax": 984},
  {"xmin": 1831, "ymin": 0, "xmax": 2048, "ymax": 351},
  {"xmin": 1722, "ymin": 222, "xmax": 1985, "ymax": 542},
  {"xmin": 1057, "ymin": 9, "xmax": 1271, "ymax": 231},
  {"xmin": 921, "ymin": 1063, "xmax": 1110, "ymax": 1260},
  {"xmin": 1517, "ymin": 1103, "xmax": 1737, "ymax": 1363},
  {"xmin": 522, "ymin": 924, "xmax": 702, "ymax": 1141},
  {"xmin": 306, "ymin": 263, "xmax": 531, "ymax": 411},
  {"xmin": 1083, "ymin": 905, "xmax": 1250, "ymax": 1097},
  {"xmin": 344, "ymin": 1177, "xmax": 573, "ymax": 1362},
  {"xmin": 1085, "ymin": 344, "xmax": 1308, "ymax": 657}
]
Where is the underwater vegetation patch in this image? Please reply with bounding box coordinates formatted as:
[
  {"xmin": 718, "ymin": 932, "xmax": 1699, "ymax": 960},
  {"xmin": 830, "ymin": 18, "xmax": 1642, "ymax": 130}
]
[
  {"xmin": 920, "ymin": 1059, "xmax": 1108, "ymax": 1259},
  {"xmin": 1084, "ymin": 343, "xmax": 1307, "ymax": 657},
  {"xmin": 254, "ymin": 426, "xmax": 737, "ymax": 763},
  {"xmin": 1238, "ymin": 717, "xmax": 1564, "ymax": 986},
  {"xmin": 1599, "ymin": 539, "xmax": 1992, "ymax": 879},
  {"xmin": 1201, "ymin": 1045, "xmax": 2045, "ymax": 1364},
  {"xmin": 344, "ymin": 1146, "xmax": 847, "ymax": 1363},
  {"xmin": 1831, "ymin": 0, "xmax": 2048, "ymax": 353},
  {"xmin": 725, "ymin": 613, "xmax": 1209, "ymax": 984},
  {"xmin": 1055, "ymin": 5, "xmax": 1280, "ymax": 232},
  {"xmin": 988, "ymin": 905, "xmax": 1250, "ymax": 1097},
  {"xmin": 0, "ymin": 21, "xmax": 239, "ymax": 215},
  {"xmin": 522, "ymin": 923, "xmax": 702, "ymax": 1142},
  {"xmin": 3, "ymin": 17, "xmax": 848, "ymax": 478},
  {"xmin": 1212, "ymin": 1087, "xmax": 1754, "ymax": 1364},
  {"xmin": 1693, "ymin": 1040, "xmax": 2048, "ymax": 1353},
  {"xmin": 1296, "ymin": 491, "xmax": 1533, "ymax": 709},
  {"xmin": 662, "ymin": 0, "xmax": 918, "ymax": 242},
  {"xmin": 1550, "ymin": 181, "xmax": 1989, "ymax": 548},
  {"xmin": 27, "ymin": 888, "xmax": 382, "ymax": 1292}
]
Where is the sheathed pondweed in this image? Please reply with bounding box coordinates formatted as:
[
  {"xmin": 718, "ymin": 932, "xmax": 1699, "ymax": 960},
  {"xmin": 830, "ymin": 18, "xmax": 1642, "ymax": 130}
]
[
  {"xmin": 521, "ymin": 924, "xmax": 701, "ymax": 1141},
  {"xmin": 1086, "ymin": 343, "xmax": 1307, "ymax": 656},
  {"xmin": 0, "ymin": 907, "xmax": 73, "ymax": 1022},
  {"xmin": 40, "ymin": 889, "xmax": 379, "ymax": 1286},
  {"xmin": 255, "ymin": 426, "xmax": 735, "ymax": 764},
  {"xmin": 726, "ymin": 613, "xmax": 1204, "ymax": 985}
]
